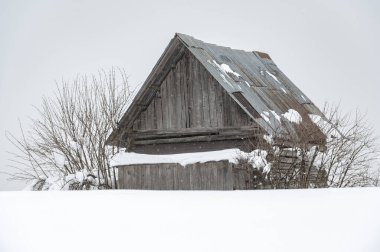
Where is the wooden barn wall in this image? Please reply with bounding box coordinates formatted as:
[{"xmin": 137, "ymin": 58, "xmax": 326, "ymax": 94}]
[
  {"xmin": 132, "ymin": 50, "xmax": 255, "ymax": 131},
  {"xmin": 118, "ymin": 161, "xmax": 233, "ymax": 190},
  {"xmin": 117, "ymin": 155, "xmax": 326, "ymax": 190}
]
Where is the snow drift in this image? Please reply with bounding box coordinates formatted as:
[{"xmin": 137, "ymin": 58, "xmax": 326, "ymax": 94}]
[{"xmin": 1, "ymin": 188, "xmax": 380, "ymax": 252}]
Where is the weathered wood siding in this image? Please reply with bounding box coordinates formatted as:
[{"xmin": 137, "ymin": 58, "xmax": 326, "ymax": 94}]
[
  {"xmin": 117, "ymin": 155, "xmax": 326, "ymax": 190},
  {"xmin": 118, "ymin": 161, "xmax": 233, "ymax": 190},
  {"xmin": 132, "ymin": 50, "xmax": 255, "ymax": 131},
  {"xmin": 117, "ymin": 161, "xmax": 276, "ymax": 190}
]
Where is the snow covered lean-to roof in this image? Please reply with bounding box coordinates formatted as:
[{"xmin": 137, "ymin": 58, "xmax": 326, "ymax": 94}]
[
  {"xmin": 107, "ymin": 33, "xmax": 325, "ymax": 146},
  {"xmin": 110, "ymin": 148, "xmax": 271, "ymax": 172}
]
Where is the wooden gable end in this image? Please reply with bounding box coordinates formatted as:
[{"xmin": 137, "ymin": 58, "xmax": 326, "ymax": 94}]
[{"xmin": 131, "ymin": 49, "xmax": 256, "ymax": 131}]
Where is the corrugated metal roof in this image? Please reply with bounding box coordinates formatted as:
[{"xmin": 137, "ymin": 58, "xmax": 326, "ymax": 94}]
[{"xmin": 176, "ymin": 33, "xmax": 324, "ymax": 140}]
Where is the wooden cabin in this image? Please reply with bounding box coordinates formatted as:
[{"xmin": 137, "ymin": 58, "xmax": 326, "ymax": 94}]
[{"xmin": 106, "ymin": 33, "xmax": 326, "ymax": 190}]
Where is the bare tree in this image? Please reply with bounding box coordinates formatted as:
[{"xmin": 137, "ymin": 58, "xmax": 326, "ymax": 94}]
[
  {"xmin": 6, "ymin": 68, "xmax": 132, "ymax": 190},
  {"xmin": 311, "ymin": 105, "xmax": 379, "ymax": 188}
]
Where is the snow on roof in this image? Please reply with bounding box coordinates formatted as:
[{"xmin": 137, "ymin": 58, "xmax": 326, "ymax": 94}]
[
  {"xmin": 110, "ymin": 148, "xmax": 270, "ymax": 171},
  {"xmin": 208, "ymin": 60, "xmax": 241, "ymax": 79},
  {"xmin": 260, "ymin": 111, "xmax": 271, "ymax": 124},
  {"xmin": 270, "ymin": 110, "xmax": 281, "ymax": 122},
  {"xmin": 282, "ymin": 109, "xmax": 302, "ymax": 124},
  {"xmin": 1, "ymin": 188, "xmax": 380, "ymax": 252},
  {"xmin": 110, "ymin": 148, "xmax": 243, "ymax": 167},
  {"xmin": 309, "ymin": 113, "xmax": 341, "ymax": 140},
  {"xmin": 265, "ymin": 70, "xmax": 281, "ymax": 84}
]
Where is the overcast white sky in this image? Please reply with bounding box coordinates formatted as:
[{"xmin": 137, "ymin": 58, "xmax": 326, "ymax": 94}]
[{"xmin": 1, "ymin": 0, "xmax": 379, "ymax": 190}]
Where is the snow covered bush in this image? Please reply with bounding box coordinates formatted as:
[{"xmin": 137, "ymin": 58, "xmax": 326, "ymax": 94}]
[
  {"xmin": 6, "ymin": 69, "xmax": 131, "ymax": 190},
  {"xmin": 234, "ymin": 149, "xmax": 272, "ymax": 189}
]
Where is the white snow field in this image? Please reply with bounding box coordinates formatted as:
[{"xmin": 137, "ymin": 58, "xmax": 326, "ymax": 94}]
[{"xmin": 1, "ymin": 188, "xmax": 380, "ymax": 252}]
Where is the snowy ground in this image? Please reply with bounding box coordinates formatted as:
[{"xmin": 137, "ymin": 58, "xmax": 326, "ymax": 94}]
[{"xmin": 1, "ymin": 188, "xmax": 380, "ymax": 252}]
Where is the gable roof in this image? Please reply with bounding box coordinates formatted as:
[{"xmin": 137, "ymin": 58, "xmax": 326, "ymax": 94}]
[{"xmin": 107, "ymin": 33, "xmax": 325, "ymax": 146}]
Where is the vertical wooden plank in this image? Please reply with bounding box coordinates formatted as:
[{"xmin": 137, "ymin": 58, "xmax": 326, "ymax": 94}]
[
  {"xmin": 144, "ymin": 104, "xmax": 150, "ymax": 130},
  {"xmin": 150, "ymin": 164, "xmax": 158, "ymax": 190},
  {"xmin": 203, "ymin": 162, "xmax": 211, "ymax": 190},
  {"xmin": 173, "ymin": 164, "xmax": 178, "ymax": 189},
  {"xmin": 130, "ymin": 166, "xmax": 136, "ymax": 189},
  {"xmin": 175, "ymin": 61, "xmax": 183, "ymax": 129},
  {"xmin": 211, "ymin": 162, "xmax": 218, "ymax": 190},
  {"xmin": 132, "ymin": 120, "xmax": 137, "ymax": 131},
  {"xmin": 123, "ymin": 167, "xmax": 128, "ymax": 189},
  {"xmin": 140, "ymin": 110, "xmax": 146, "ymax": 130},
  {"xmin": 171, "ymin": 70, "xmax": 177, "ymax": 129},
  {"xmin": 151, "ymin": 98, "xmax": 158, "ymax": 129},
  {"xmin": 155, "ymin": 91, "xmax": 163, "ymax": 130},
  {"xmin": 157, "ymin": 165, "xmax": 162, "ymax": 190},
  {"xmin": 163, "ymin": 77, "xmax": 169, "ymax": 129},
  {"xmin": 125, "ymin": 166, "xmax": 135, "ymax": 189},
  {"xmin": 208, "ymin": 74, "xmax": 218, "ymax": 128},
  {"xmin": 162, "ymin": 164, "xmax": 169, "ymax": 190},
  {"xmin": 197, "ymin": 163, "xmax": 203, "ymax": 190},
  {"xmin": 125, "ymin": 166, "xmax": 131, "ymax": 189},
  {"xmin": 222, "ymin": 88, "xmax": 230, "ymax": 126},
  {"xmin": 187, "ymin": 53, "xmax": 194, "ymax": 128},
  {"xmin": 182, "ymin": 56, "xmax": 188, "ymax": 128},
  {"xmin": 199, "ymin": 163, "xmax": 206, "ymax": 190},
  {"xmin": 118, "ymin": 167, "xmax": 123, "ymax": 189},
  {"xmin": 169, "ymin": 71, "xmax": 176, "ymax": 129},
  {"xmin": 192, "ymin": 55, "xmax": 202, "ymax": 128},
  {"xmin": 227, "ymin": 162, "xmax": 234, "ymax": 190},
  {"xmin": 142, "ymin": 165, "xmax": 151, "ymax": 189},
  {"xmin": 189, "ymin": 163, "xmax": 194, "ymax": 190},
  {"xmin": 215, "ymin": 82, "xmax": 224, "ymax": 127},
  {"xmin": 136, "ymin": 166, "xmax": 142, "ymax": 189},
  {"xmin": 208, "ymin": 163, "xmax": 214, "ymax": 190},
  {"xmin": 181, "ymin": 164, "xmax": 191, "ymax": 190},
  {"xmin": 200, "ymin": 65, "xmax": 210, "ymax": 127},
  {"xmin": 216, "ymin": 163, "xmax": 224, "ymax": 190},
  {"xmin": 169, "ymin": 165, "xmax": 175, "ymax": 189},
  {"xmin": 194, "ymin": 163, "xmax": 200, "ymax": 190},
  {"xmin": 135, "ymin": 116, "xmax": 142, "ymax": 130},
  {"xmin": 145, "ymin": 101, "xmax": 152, "ymax": 130},
  {"xmin": 140, "ymin": 165, "xmax": 146, "ymax": 189},
  {"xmin": 230, "ymin": 94, "xmax": 238, "ymax": 127},
  {"xmin": 163, "ymin": 165, "xmax": 169, "ymax": 190},
  {"xmin": 150, "ymin": 98, "xmax": 156, "ymax": 129},
  {"xmin": 180, "ymin": 56, "xmax": 189, "ymax": 128}
]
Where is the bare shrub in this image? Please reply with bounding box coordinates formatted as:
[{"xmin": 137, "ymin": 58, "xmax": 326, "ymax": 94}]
[{"xmin": 6, "ymin": 68, "xmax": 132, "ymax": 190}]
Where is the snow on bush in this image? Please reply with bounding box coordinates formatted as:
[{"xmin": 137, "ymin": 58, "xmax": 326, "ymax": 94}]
[{"xmin": 24, "ymin": 170, "xmax": 103, "ymax": 191}]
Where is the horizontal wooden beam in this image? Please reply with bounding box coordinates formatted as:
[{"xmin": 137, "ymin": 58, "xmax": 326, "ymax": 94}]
[
  {"xmin": 126, "ymin": 126, "xmax": 261, "ymax": 141},
  {"xmin": 133, "ymin": 134, "xmax": 256, "ymax": 146}
]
